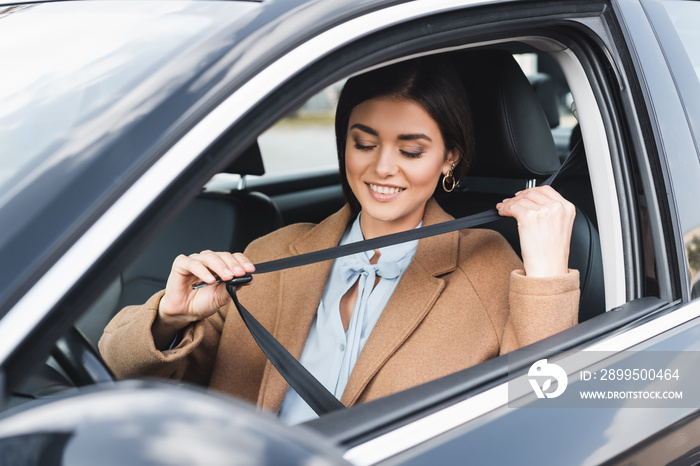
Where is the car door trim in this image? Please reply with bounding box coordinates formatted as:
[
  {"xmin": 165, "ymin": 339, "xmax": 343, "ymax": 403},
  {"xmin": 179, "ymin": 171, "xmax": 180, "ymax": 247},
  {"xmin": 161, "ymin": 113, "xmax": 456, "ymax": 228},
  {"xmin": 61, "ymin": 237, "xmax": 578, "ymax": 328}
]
[
  {"xmin": 551, "ymin": 47, "xmax": 627, "ymax": 309},
  {"xmin": 343, "ymin": 298, "xmax": 698, "ymax": 465}
]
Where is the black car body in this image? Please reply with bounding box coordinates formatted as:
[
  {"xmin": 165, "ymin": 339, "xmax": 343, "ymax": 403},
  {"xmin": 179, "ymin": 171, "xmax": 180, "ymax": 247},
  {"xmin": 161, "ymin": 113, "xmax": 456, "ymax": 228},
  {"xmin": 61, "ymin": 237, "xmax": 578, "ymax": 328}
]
[{"xmin": 1, "ymin": 0, "xmax": 700, "ymax": 464}]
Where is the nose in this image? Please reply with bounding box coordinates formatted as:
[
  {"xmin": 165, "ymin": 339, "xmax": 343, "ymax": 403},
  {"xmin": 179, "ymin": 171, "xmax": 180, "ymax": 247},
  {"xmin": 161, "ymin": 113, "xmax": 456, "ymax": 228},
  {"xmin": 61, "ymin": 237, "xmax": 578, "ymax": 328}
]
[{"xmin": 373, "ymin": 146, "xmax": 399, "ymax": 177}]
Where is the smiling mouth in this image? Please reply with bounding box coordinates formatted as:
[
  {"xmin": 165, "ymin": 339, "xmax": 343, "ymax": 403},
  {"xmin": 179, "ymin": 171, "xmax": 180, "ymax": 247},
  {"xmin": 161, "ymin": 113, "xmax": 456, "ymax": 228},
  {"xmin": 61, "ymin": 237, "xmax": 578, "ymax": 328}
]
[{"xmin": 368, "ymin": 183, "xmax": 405, "ymax": 194}]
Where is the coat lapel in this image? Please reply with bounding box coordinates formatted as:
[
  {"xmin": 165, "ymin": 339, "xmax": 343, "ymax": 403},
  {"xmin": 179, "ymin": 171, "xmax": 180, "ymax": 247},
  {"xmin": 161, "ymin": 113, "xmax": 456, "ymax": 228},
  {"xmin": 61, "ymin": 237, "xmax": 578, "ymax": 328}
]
[
  {"xmin": 341, "ymin": 199, "xmax": 459, "ymax": 406},
  {"xmin": 258, "ymin": 199, "xmax": 460, "ymax": 411},
  {"xmin": 258, "ymin": 206, "xmax": 353, "ymax": 412}
]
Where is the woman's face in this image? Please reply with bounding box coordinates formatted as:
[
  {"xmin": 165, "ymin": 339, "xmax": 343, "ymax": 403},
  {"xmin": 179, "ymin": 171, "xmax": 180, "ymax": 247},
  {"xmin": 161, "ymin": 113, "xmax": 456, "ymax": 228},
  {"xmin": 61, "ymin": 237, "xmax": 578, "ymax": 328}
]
[{"xmin": 345, "ymin": 96, "xmax": 458, "ymax": 236}]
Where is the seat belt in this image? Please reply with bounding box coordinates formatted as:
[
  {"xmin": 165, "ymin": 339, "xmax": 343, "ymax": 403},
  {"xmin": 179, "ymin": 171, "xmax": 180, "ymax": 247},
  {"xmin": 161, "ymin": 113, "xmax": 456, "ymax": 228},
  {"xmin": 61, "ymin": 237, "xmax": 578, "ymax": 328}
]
[
  {"xmin": 214, "ymin": 153, "xmax": 578, "ymax": 416},
  {"xmin": 227, "ymin": 284, "xmax": 346, "ymax": 414},
  {"xmin": 224, "ymin": 206, "xmax": 503, "ymax": 416}
]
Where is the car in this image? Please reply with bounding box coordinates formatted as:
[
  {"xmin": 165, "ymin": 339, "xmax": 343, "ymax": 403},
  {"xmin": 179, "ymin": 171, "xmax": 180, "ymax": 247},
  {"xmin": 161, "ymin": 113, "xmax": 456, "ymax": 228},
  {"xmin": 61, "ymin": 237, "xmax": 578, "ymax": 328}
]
[{"xmin": 1, "ymin": 0, "xmax": 699, "ymax": 464}]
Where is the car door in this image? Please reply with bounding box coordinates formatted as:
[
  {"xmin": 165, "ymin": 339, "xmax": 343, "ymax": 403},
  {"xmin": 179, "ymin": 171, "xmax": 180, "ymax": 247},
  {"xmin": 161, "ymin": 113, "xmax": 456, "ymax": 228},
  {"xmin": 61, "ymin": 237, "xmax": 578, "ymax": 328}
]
[{"xmin": 323, "ymin": 1, "xmax": 700, "ymax": 464}]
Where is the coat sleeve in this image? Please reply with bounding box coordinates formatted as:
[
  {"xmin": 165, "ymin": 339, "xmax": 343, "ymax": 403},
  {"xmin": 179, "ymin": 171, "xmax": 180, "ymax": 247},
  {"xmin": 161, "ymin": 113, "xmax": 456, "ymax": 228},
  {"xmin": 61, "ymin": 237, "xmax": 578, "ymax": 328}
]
[
  {"xmin": 461, "ymin": 229, "xmax": 579, "ymax": 355},
  {"xmin": 99, "ymin": 290, "xmax": 228, "ymax": 384},
  {"xmin": 501, "ymin": 269, "xmax": 579, "ymax": 353},
  {"xmin": 98, "ymin": 222, "xmax": 316, "ymax": 384}
]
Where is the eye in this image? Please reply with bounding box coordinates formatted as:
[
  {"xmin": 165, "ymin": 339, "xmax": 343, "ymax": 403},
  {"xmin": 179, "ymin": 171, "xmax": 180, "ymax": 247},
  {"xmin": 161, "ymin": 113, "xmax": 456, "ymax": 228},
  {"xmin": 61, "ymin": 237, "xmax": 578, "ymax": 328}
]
[
  {"xmin": 400, "ymin": 150, "xmax": 423, "ymax": 159},
  {"xmin": 354, "ymin": 143, "xmax": 376, "ymax": 151}
]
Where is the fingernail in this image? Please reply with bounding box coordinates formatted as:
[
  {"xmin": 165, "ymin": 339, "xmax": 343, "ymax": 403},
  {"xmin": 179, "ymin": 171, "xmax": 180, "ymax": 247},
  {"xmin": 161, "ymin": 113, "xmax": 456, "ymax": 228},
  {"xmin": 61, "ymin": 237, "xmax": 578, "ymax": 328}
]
[
  {"xmin": 243, "ymin": 263, "xmax": 255, "ymax": 271},
  {"xmin": 515, "ymin": 191, "xmax": 522, "ymax": 195},
  {"xmin": 224, "ymin": 269, "xmax": 235, "ymax": 278},
  {"xmin": 234, "ymin": 266, "xmax": 245, "ymax": 274}
]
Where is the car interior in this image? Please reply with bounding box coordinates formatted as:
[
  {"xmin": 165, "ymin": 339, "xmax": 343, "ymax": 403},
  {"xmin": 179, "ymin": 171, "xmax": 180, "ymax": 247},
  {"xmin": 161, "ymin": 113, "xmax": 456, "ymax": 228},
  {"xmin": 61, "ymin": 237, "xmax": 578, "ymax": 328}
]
[
  {"xmin": 10, "ymin": 41, "xmax": 618, "ymax": 420},
  {"xmin": 76, "ymin": 45, "xmax": 602, "ymax": 341}
]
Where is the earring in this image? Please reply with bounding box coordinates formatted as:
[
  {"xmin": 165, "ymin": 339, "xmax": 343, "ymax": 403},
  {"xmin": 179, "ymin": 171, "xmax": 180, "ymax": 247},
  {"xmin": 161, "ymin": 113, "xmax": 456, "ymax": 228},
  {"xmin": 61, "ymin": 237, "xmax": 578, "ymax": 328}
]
[{"xmin": 442, "ymin": 163, "xmax": 456, "ymax": 193}]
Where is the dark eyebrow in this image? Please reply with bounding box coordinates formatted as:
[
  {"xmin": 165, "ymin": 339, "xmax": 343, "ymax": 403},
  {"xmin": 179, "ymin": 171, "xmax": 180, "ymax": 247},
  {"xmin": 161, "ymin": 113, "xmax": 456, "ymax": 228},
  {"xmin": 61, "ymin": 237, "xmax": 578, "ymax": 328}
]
[
  {"xmin": 398, "ymin": 133, "xmax": 432, "ymax": 142},
  {"xmin": 350, "ymin": 124, "xmax": 432, "ymax": 143},
  {"xmin": 350, "ymin": 123, "xmax": 378, "ymax": 136}
]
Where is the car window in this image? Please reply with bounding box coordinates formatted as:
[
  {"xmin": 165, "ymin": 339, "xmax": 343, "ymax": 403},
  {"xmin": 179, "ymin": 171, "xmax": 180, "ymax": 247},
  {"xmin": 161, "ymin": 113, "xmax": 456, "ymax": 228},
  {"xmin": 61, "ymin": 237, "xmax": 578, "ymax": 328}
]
[{"xmin": 257, "ymin": 82, "xmax": 343, "ymax": 176}]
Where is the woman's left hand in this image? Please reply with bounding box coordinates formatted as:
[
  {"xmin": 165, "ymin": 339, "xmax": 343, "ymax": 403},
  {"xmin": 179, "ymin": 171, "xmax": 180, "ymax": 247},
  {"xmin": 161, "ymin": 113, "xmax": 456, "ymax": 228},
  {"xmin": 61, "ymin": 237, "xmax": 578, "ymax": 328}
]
[{"xmin": 496, "ymin": 185, "xmax": 576, "ymax": 278}]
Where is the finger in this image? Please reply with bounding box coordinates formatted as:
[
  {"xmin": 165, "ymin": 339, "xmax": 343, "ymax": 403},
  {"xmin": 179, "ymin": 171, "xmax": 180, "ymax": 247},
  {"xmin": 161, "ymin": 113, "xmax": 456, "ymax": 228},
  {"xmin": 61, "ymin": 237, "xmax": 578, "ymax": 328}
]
[
  {"xmin": 232, "ymin": 252, "xmax": 256, "ymax": 274},
  {"xmin": 497, "ymin": 187, "xmax": 546, "ymax": 208},
  {"xmin": 523, "ymin": 185, "xmax": 572, "ymax": 204},
  {"xmin": 175, "ymin": 255, "xmax": 220, "ymax": 284},
  {"xmin": 212, "ymin": 252, "xmax": 254, "ymax": 276},
  {"xmin": 213, "ymin": 252, "xmax": 246, "ymax": 277},
  {"xmin": 203, "ymin": 251, "xmax": 254, "ymax": 276},
  {"xmin": 171, "ymin": 254, "xmax": 217, "ymax": 283},
  {"xmin": 196, "ymin": 251, "xmax": 237, "ymax": 281},
  {"xmin": 527, "ymin": 189, "xmax": 576, "ymax": 221},
  {"xmin": 497, "ymin": 197, "xmax": 541, "ymax": 218},
  {"xmin": 535, "ymin": 186, "xmax": 576, "ymax": 218},
  {"xmin": 513, "ymin": 189, "xmax": 557, "ymax": 209},
  {"xmin": 514, "ymin": 185, "xmax": 556, "ymax": 200},
  {"xmin": 508, "ymin": 188, "xmax": 575, "ymax": 217}
]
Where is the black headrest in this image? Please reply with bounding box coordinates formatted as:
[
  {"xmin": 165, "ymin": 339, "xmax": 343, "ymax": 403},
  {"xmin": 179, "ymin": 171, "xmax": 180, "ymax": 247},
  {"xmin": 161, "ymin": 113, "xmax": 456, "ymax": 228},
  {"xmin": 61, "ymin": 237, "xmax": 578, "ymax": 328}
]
[
  {"xmin": 528, "ymin": 73, "xmax": 560, "ymax": 128},
  {"xmin": 452, "ymin": 50, "xmax": 560, "ymax": 179},
  {"xmin": 223, "ymin": 140, "xmax": 265, "ymax": 176}
]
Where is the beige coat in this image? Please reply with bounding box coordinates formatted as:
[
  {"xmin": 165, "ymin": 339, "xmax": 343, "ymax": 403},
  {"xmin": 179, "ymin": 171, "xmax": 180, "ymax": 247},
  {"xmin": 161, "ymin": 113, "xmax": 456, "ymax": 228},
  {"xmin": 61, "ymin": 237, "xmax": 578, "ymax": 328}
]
[{"xmin": 100, "ymin": 199, "xmax": 579, "ymax": 413}]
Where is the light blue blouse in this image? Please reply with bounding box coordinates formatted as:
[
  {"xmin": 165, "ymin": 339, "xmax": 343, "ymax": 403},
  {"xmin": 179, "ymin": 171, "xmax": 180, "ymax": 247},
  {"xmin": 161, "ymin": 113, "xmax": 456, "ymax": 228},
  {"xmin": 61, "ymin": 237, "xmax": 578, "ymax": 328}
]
[{"xmin": 278, "ymin": 213, "xmax": 419, "ymax": 424}]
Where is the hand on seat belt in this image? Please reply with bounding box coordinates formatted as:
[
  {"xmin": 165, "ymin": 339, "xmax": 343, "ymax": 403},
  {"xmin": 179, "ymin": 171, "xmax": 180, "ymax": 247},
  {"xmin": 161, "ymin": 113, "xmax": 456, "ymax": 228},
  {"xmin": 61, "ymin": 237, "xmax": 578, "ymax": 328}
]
[
  {"xmin": 153, "ymin": 251, "xmax": 255, "ymax": 348},
  {"xmin": 496, "ymin": 185, "xmax": 576, "ymax": 278}
]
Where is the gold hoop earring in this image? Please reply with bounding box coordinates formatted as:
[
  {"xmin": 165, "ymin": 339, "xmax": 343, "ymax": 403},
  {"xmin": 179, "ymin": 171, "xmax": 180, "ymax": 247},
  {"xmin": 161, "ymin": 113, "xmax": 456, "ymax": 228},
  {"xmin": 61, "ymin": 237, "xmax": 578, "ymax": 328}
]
[{"xmin": 442, "ymin": 164, "xmax": 456, "ymax": 193}]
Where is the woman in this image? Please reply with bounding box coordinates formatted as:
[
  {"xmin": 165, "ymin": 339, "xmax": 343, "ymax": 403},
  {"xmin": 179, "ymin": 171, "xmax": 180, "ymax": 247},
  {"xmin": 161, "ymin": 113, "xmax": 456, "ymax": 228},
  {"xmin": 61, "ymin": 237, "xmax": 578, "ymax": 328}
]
[{"xmin": 100, "ymin": 56, "xmax": 579, "ymax": 424}]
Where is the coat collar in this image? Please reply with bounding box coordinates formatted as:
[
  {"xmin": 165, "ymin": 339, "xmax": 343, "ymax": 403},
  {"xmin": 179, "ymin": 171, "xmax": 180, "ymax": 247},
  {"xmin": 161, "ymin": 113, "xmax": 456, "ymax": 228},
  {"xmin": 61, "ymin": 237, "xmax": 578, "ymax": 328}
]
[
  {"xmin": 258, "ymin": 198, "xmax": 460, "ymax": 412},
  {"xmin": 413, "ymin": 198, "xmax": 459, "ymax": 277}
]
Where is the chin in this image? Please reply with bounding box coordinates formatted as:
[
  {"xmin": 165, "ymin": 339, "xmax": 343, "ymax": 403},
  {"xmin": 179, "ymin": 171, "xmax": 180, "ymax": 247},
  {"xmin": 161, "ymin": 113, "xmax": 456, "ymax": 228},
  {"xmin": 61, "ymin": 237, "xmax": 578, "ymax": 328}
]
[
  {"xmin": 362, "ymin": 203, "xmax": 414, "ymax": 224},
  {"xmin": 362, "ymin": 209, "xmax": 398, "ymax": 223}
]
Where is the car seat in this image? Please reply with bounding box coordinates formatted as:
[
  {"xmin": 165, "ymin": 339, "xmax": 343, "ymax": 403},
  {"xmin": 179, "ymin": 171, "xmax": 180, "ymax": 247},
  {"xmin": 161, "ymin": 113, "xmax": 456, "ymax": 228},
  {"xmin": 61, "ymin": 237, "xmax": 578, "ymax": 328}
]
[
  {"xmin": 77, "ymin": 142, "xmax": 283, "ymax": 344},
  {"xmin": 439, "ymin": 49, "xmax": 605, "ymax": 322}
]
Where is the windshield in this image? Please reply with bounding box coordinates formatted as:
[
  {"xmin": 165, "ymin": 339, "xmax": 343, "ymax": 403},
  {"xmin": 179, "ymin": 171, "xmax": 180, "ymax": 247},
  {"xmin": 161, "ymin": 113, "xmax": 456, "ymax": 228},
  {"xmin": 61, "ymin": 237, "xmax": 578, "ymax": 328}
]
[{"xmin": 0, "ymin": 1, "xmax": 257, "ymax": 198}]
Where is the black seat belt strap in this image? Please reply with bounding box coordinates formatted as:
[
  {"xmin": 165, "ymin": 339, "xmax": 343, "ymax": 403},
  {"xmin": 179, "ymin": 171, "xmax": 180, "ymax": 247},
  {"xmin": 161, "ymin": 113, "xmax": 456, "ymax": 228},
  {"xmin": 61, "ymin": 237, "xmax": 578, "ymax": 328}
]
[
  {"xmin": 253, "ymin": 209, "xmax": 502, "ymax": 274},
  {"xmin": 227, "ymin": 283, "xmax": 345, "ymax": 415}
]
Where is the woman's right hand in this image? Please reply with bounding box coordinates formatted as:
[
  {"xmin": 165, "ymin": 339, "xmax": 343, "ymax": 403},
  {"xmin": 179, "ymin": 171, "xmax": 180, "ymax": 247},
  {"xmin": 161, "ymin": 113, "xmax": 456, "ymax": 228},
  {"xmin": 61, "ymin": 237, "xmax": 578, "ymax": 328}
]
[{"xmin": 153, "ymin": 250, "xmax": 255, "ymax": 346}]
